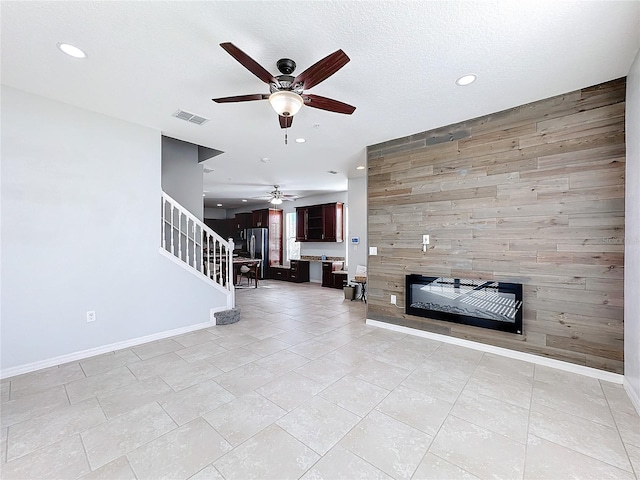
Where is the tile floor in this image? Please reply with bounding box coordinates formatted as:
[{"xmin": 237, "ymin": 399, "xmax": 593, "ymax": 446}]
[{"xmin": 1, "ymin": 280, "xmax": 639, "ymax": 479}]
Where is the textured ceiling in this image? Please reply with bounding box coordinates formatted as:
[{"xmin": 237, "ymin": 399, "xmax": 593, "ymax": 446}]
[{"xmin": 2, "ymin": 1, "xmax": 639, "ymax": 209}]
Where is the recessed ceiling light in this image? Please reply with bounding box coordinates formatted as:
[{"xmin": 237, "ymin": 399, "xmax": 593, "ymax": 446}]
[
  {"xmin": 242, "ymin": 199, "xmax": 248, "ymax": 202},
  {"xmin": 57, "ymin": 42, "xmax": 87, "ymax": 59},
  {"xmin": 356, "ymin": 165, "xmax": 365, "ymax": 170},
  {"xmin": 295, "ymin": 138, "xmax": 306, "ymax": 143},
  {"xmin": 217, "ymin": 203, "xmax": 223, "ymax": 207},
  {"xmin": 260, "ymin": 157, "xmax": 270, "ymax": 163},
  {"xmin": 456, "ymin": 74, "xmax": 477, "ymax": 86},
  {"xmin": 202, "ymin": 193, "xmax": 206, "ymax": 197}
]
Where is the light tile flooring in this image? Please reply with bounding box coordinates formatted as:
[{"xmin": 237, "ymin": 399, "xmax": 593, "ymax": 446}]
[{"xmin": 1, "ymin": 280, "xmax": 639, "ymax": 479}]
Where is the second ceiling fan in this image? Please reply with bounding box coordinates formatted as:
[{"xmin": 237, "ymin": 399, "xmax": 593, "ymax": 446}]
[
  {"xmin": 212, "ymin": 42, "xmax": 356, "ymax": 129},
  {"xmin": 253, "ymin": 185, "xmax": 297, "ymax": 205}
]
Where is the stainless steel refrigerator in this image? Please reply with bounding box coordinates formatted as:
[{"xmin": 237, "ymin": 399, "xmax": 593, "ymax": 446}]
[{"xmin": 245, "ymin": 228, "xmax": 269, "ymax": 279}]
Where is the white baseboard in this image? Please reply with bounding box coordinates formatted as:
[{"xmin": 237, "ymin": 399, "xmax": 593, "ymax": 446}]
[
  {"xmin": 623, "ymin": 379, "xmax": 640, "ymax": 416},
  {"xmin": 1, "ymin": 321, "xmax": 215, "ymax": 380},
  {"xmin": 366, "ymin": 318, "xmax": 624, "ymax": 384}
]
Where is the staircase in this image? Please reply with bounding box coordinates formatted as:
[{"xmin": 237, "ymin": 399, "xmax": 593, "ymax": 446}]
[{"xmin": 160, "ymin": 192, "xmax": 235, "ymax": 309}]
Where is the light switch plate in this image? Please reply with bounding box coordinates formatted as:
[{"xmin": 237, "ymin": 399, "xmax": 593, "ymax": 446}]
[
  {"xmin": 369, "ymin": 246, "xmax": 378, "ymax": 255},
  {"xmin": 423, "ymin": 234, "xmax": 430, "ymax": 244}
]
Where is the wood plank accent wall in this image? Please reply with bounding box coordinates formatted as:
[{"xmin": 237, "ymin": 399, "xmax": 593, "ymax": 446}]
[{"xmin": 366, "ymin": 78, "xmax": 626, "ymax": 374}]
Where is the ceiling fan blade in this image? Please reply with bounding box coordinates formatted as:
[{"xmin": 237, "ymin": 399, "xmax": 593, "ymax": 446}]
[
  {"xmin": 302, "ymin": 94, "xmax": 356, "ymax": 114},
  {"xmin": 279, "ymin": 115, "xmax": 293, "ymax": 129},
  {"xmin": 212, "ymin": 94, "xmax": 269, "ymax": 103},
  {"xmin": 293, "ymin": 49, "xmax": 350, "ymax": 90},
  {"xmin": 220, "ymin": 42, "xmax": 277, "ymax": 85}
]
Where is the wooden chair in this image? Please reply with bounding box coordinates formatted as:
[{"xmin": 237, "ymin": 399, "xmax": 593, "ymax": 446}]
[
  {"xmin": 247, "ymin": 262, "xmax": 259, "ymax": 288},
  {"xmin": 238, "ymin": 262, "xmax": 259, "ymax": 287}
]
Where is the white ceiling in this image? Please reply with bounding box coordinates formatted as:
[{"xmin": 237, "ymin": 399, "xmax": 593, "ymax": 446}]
[{"xmin": 2, "ymin": 1, "xmax": 639, "ymax": 209}]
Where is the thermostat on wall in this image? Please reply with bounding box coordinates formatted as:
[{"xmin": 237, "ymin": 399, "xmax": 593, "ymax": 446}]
[{"xmin": 351, "ymin": 237, "xmax": 360, "ymax": 244}]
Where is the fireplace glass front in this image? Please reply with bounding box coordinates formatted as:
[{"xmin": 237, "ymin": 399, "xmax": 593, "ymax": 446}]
[{"xmin": 405, "ymin": 275, "xmax": 523, "ymax": 334}]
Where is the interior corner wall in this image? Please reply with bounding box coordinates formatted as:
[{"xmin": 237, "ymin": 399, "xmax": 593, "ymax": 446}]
[
  {"xmin": 348, "ymin": 176, "xmax": 368, "ymax": 279},
  {"xmin": 161, "ymin": 136, "xmax": 203, "ymax": 220},
  {"xmin": 0, "ymin": 86, "xmax": 227, "ymax": 373},
  {"xmin": 625, "ymin": 50, "xmax": 640, "ymax": 402},
  {"xmin": 366, "ymin": 78, "xmax": 626, "ymax": 374}
]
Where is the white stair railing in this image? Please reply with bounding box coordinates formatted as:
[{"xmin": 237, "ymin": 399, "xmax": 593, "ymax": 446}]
[{"xmin": 161, "ymin": 192, "xmax": 234, "ymax": 296}]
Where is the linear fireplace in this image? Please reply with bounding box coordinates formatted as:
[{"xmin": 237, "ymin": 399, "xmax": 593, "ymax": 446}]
[{"xmin": 405, "ymin": 275, "xmax": 523, "ymax": 334}]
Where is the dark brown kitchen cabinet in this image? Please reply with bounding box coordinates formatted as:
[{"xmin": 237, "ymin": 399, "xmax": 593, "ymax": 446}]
[
  {"xmin": 295, "ymin": 205, "xmax": 321, "ymax": 241},
  {"xmin": 296, "ymin": 202, "xmax": 343, "ymax": 242},
  {"xmin": 322, "ymin": 261, "xmax": 347, "ymax": 289},
  {"xmin": 295, "ymin": 208, "xmax": 307, "ymax": 242},
  {"xmin": 289, "ymin": 260, "xmax": 310, "ymax": 283},
  {"xmin": 321, "ymin": 261, "xmax": 332, "ymax": 287},
  {"xmin": 252, "ymin": 209, "xmax": 270, "ymax": 228},
  {"xmin": 270, "ymin": 266, "xmax": 290, "ymax": 281},
  {"xmin": 234, "ymin": 212, "xmax": 252, "ymax": 231},
  {"xmin": 322, "ymin": 203, "xmax": 343, "ymax": 242},
  {"xmin": 270, "ymin": 260, "xmax": 310, "ymax": 283}
]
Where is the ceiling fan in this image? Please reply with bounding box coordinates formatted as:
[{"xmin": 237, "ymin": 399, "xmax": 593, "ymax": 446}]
[
  {"xmin": 254, "ymin": 185, "xmax": 298, "ymax": 205},
  {"xmin": 212, "ymin": 42, "xmax": 356, "ymax": 129}
]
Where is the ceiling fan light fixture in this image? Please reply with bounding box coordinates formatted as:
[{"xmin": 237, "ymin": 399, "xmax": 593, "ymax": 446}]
[
  {"xmin": 269, "ymin": 91, "xmax": 303, "ymax": 117},
  {"xmin": 270, "ymin": 197, "xmax": 283, "ymax": 205}
]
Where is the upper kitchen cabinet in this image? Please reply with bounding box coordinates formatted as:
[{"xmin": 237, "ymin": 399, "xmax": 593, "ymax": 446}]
[
  {"xmin": 322, "ymin": 203, "xmax": 343, "ymax": 242},
  {"xmin": 252, "ymin": 209, "xmax": 271, "ymax": 228},
  {"xmin": 296, "ymin": 202, "xmax": 343, "ymax": 242},
  {"xmin": 234, "ymin": 212, "xmax": 252, "ymax": 231}
]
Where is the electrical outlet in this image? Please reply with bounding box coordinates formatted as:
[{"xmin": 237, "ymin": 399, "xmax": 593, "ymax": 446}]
[
  {"xmin": 86, "ymin": 310, "xmax": 96, "ymax": 323},
  {"xmin": 390, "ymin": 294, "xmax": 397, "ymax": 305}
]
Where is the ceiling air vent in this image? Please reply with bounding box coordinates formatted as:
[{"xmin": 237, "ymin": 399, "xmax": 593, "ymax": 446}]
[{"xmin": 172, "ymin": 109, "xmax": 209, "ymax": 126}]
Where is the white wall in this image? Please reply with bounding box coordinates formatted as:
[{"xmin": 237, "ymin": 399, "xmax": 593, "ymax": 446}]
[
  {"xmin": 625, "ymin": 50, "xmax": 640, "ymax": 409},
  {"xmin": 161, "ymin": 136, "xmax": 203, "ymax": 220},
  {"xmin": 0, "ymin": 87, "xmax": 227, "ymax": 373},
  {"xmin": 204, "ymin": 207, "xmax": 227, "ymax": 220},
  {"xmin": 347, "ymin": 176, "xmax": 367, "ymax": 279}
]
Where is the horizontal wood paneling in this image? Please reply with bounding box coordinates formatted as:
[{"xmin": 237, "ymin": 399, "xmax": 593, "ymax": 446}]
[{"xmin": 367, "ymin": 78, "xmax": 626, "ymax": 373}]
